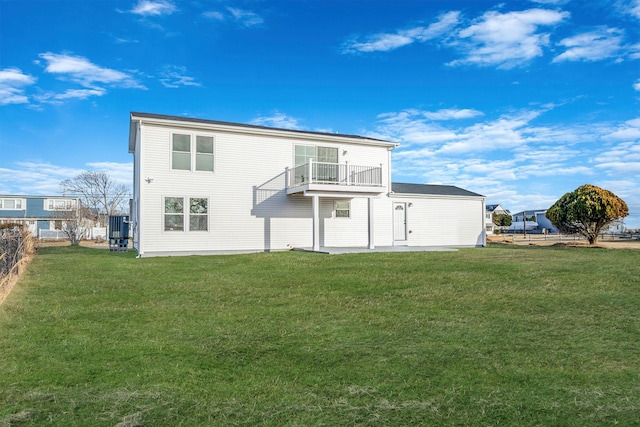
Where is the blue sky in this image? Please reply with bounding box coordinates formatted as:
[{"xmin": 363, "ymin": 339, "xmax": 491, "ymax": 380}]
[{"xmin": 1, "ymin": 0, "xmax": 639, "ymax": 228}]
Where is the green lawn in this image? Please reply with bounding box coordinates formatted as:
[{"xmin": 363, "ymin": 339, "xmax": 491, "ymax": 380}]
[{"xmin": 1, "ymin": 245, "xmax": 639, "ymax": 426}]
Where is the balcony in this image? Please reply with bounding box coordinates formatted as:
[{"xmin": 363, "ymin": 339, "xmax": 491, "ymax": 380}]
[{"xmin": 286, "ymin": 161, "xmax": 385, "ymax": 196}]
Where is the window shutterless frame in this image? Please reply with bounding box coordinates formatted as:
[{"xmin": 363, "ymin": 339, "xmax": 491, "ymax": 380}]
[
  {"xmin": 335, "ymin": 200, "xmax": 350, "ymax": 218},
  {"xmin": 171, "ymin": 133, "xmax": 215, "ymax": 172},
  {"xmin": 163, "ymin": 196, "xmax": 209, "ymax": 232}
]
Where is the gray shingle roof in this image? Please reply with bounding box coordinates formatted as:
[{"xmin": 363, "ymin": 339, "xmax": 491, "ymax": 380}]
[{"xmin": 391, "ymin": 182, "xmax": 484, "ymax": 198}]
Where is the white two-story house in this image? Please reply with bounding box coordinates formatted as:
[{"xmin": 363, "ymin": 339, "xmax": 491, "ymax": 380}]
[{"xmin": 129, "ymin": 112, "xmax": 486, "ymax": 257}]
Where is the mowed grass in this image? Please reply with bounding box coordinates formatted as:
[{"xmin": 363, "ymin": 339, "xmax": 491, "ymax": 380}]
[{"xmin": 1, "ymin": 245, "xmax": 639, "ymax": 426}]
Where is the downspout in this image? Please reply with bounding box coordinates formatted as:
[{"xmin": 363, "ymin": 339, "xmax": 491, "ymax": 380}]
[
  {"xmin": 387, "ymin": 147, "xmax": 393, "ymax": 189},
  {"xmin": 132, "ymin": 119, "xmax": 142, "ymax": 257},
  {"xmin": 481, "ymin": 198, "xmax": 487, "ymax": 247}
]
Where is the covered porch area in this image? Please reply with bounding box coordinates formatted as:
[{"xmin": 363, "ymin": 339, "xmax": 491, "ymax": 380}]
[{"xmin": 285, "ymin": 160, "xmax": 387, "ymax": 252}]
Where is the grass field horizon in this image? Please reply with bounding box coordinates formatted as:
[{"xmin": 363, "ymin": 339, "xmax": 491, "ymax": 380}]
[{"xmin": 1, "ymin": 245, "xmax": 638, "ymax": 426}]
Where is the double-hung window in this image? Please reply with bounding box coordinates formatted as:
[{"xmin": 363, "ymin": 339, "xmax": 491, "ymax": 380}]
[
  {"xmin": 172, "ymin": 134, "xmax": 191, "ymax": 170},
  {"xmin": 195, "ymin": 136, "xmax": 214, "ymax": 171},
  {"xmin": 189, "ymin": 198, "xmax": 208, "ymax": 231},
  {"xmin": 335, "ymin": 200, "xmax": 350, "ymax": 218},
  {"xmin": 172, "ymin": 134, "xmax": 214, "ymax": 172},
  {"xmin": 164, "ymin": 197, "xmax": 208, "ymax": 232},
  {"xmin": 164, "ymin": 197, "xmax": 185, "ymax": 231}
]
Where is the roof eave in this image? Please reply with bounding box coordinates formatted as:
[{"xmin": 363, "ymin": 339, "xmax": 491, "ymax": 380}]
[{"xmin": 129, "ymin": 112, "xmax": 398, "ymax": 148}]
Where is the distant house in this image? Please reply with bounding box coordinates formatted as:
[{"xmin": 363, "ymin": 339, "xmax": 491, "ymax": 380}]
[
  {"xmin": 485, "ymin": 204, "xmax": 510, "ymax": 234},
  {"xmin": 601, "ymin": 218, "xmax": 626, "ymax": 234},
  {"xmin": 128, "ymin": 112, "xmax": 487, "ymax": 257},
  {"xmin": 510, "ymin": 209, "xmax": 558, "ymax": 234},
  {"xmin": 0, "ymin": 195, "xmax": 83, "ymax": 238}
]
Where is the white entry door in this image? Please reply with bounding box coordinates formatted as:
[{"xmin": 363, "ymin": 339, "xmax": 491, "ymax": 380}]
[{"xmin": 393, "ymin": 203, "xmax": 407, "ymax": 243}]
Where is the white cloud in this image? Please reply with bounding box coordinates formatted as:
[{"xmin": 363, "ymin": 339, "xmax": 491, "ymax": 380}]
[
  {"xmin": 342, "ymin": 11, "xmax": 460, "ymax": 53},
  {"xmin": 251, "ymin": 112, "xmax": 302, "ymax": 130},
  {"xmin": 39, "ymin": 52, "xmax": 143, "ymax": 89},
  {"xmin": 130, "ymin": 0, "xmax": 176, "ymax": 16},
  {"xmin": 448, "ymin": 9, "xmax": 569, "ymax": 69},
  {"xmin": 0, "ymin": 162, "xmax": 132, "ymax": 195},
  {"xmin": 227, "ymin": 8, "xmax": 264, "ymax": 27},
  {"xmin": 553, "ymin": 27, "xmax": 624, "ymax": 62},
  {"xmin": 634, "ymin": 79, "xmax": 640, "ymax": 91},
  {"xmin": 54, "ymin": 88, "xmax": 107, "ymax": 100},
  {"xmin": 158, "ymin": 65, "xmax": 201, "ymax": 88},
  {"xmin": 202, "ymin": 7, "xmax": 264, "ymax": 27},
  {"xmin": 603, "ymin": 117, "xmax": 640, "ymax": 140},
  {"xmin": 423, "ymin": 108, "xmax": 484, "ymax": 120},
  {"xmin": 86, "ymin": 162, "xmax": 133, "ymax": 186},
  {"xmin": 203, "ymin": 11, "xmax": 224, "ymax": 21},
  {"xmin": 379, "ymin": 108, "xmax": 546, "ymax": 153},
  {"xmin": 530, "ymin": 0, "xmax": 570, "ymax": 4},
  {"xmin": 627, "ymin": 0, "xmax": 640, "ymax": 19},
  {"xmin": 0, "ymin": 162, "xmax": 85, "ymax": 195},
  {"xmin": 0, "ymin": 67, "xmax": 36, "ymax": 105}
]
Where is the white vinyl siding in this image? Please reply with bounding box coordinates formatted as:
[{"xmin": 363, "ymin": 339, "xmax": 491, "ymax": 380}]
[{"xmin": 392, "ymin": 196, "xmax": 485, "ymax": 247}]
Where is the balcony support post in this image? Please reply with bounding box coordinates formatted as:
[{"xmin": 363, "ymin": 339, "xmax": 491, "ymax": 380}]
[
  {"xmin": 312, "ymin": 195, "xmax": 320, "ymax": 251},
  {"xmin": 368, "ymin": 197, "xmax": 375, "ymax": 249}
]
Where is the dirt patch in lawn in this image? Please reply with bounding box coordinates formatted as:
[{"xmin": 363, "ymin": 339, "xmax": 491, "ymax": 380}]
[{"xmin": 488, "ymin": 235, "xmax": 640, "ymax": 250}]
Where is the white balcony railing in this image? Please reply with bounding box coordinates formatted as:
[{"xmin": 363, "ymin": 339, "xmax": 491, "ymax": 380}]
[{"xmin": 287, "ymin": 161, "xmax": 383, "ymax": 188}]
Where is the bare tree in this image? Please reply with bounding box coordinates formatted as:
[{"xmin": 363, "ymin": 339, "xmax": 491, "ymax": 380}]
[
  {"xmin": 51, "ymin": 202, "xmax": 92, "ymax": 245},
  {"xmin": 61, "ymin": 171, "xmax": 130, "ymax": 225}
]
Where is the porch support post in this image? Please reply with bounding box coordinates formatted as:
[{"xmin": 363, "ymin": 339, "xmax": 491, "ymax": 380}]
[
  {"xmin": 312, "ymin": 195, "xmax": 320, "ymax": 252},
  {"xmin": 368, "ymin": 197, "xmax": 375, "ymax": 249}
]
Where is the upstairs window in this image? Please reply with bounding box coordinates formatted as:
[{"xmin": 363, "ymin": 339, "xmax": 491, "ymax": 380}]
[
  {"xmin": 172, "ymin": 133, "xmax": 215, "ymax": 172},
  {"xmin": 0, "ymin": 198, "xmax": 25, "ymax": 210},
  {"xmin": 45, "ymin": 199, "xmax": 76, "ymax": 211},
  {"xmin": 172, "ymin": 134, "xmax": 191, "ymax": 170},
  {"xmin": 195, "ymin": 136, "xmax": 214, "ymax": 171}
]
